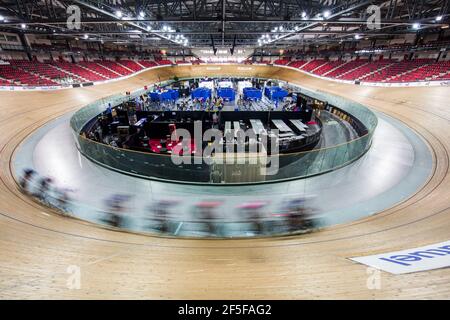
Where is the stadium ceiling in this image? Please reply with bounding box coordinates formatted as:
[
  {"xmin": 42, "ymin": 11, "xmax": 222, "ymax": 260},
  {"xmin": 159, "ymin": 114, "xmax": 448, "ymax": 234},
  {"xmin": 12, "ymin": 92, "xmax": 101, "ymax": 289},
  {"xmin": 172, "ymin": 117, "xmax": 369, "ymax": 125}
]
[{"xmin": 0, "ymin": 0, "xmax": 448, "ymax": 49}]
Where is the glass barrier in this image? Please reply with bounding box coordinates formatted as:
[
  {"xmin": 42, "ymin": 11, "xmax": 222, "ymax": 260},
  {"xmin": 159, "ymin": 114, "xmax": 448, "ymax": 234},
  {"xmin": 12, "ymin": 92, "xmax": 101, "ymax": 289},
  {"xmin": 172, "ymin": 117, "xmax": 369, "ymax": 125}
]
[
  {"xmin": 70, "ymin": 81, "xmax": 378, "ymax": 184},
  {"xmin": 17, "ymin": 173, "xmax": 321, "ymax": 238}
]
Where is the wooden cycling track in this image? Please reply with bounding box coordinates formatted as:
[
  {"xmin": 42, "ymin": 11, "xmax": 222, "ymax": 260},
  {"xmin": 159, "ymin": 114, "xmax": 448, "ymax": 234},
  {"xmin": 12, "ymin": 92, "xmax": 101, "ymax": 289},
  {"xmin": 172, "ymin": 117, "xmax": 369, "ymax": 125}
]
[{"xmin": 0, "ymin": 64, "xmax": 449, "ymax": 299}]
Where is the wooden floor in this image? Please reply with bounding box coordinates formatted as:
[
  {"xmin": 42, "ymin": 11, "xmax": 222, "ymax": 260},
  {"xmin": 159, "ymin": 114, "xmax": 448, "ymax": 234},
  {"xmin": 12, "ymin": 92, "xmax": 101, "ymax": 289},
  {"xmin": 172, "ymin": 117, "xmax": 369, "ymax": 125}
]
[{"xmin": 0, "ymin": 65, "xmax": 449, "ymax": 299}]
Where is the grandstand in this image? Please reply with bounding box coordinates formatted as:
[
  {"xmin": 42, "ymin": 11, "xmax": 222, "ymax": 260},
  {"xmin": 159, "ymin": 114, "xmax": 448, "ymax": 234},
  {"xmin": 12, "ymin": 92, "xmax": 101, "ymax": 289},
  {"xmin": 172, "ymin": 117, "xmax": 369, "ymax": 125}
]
[{"xmin": 1, "ymin": 53, "xmax": 450, "ymax": 88}]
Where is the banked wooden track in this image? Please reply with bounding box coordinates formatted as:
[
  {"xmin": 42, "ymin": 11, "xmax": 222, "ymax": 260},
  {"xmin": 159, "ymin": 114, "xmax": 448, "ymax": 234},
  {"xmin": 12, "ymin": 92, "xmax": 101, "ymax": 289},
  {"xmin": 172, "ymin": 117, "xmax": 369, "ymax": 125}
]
[{"xmin": 0, "ymin": 65, "xmax": 449, "ymax": 299}]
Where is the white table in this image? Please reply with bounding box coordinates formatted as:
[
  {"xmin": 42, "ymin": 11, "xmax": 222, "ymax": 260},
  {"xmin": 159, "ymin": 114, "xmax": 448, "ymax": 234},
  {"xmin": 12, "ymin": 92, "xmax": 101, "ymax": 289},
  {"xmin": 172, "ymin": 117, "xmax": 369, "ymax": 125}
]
[
  {"xmin": 290, "ymin": 119, "xmax": 308, "ymax": 132},
  {"xmin": 250, "ymin": 119, "xmax": 267, "ymax": 135},
  {"xmin": 272, "ymin": 119, "xmax": 292, "ymax": 132}
]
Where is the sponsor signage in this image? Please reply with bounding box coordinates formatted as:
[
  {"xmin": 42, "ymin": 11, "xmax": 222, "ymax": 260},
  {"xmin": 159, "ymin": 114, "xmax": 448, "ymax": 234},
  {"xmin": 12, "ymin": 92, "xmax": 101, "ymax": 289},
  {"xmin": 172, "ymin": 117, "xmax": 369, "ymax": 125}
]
[{"xmin": 350, "ymin": 240, "xmax": 450, "ymax": 274}]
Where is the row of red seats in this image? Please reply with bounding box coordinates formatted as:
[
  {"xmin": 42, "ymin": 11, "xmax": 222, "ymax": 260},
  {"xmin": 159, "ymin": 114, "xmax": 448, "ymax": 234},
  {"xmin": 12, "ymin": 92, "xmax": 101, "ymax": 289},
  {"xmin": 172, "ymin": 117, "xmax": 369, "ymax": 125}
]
[
  {"xmin": 117, "ymin": 60, "xmax": 144, "ymax": 72},
  {"xmin": 79, "ymin": 61, "xmax": 119, "ymax": 79},
  {"xmin": 0, "ymin": 78, "xmax": 13, "ymax": 85},
  {"xmin": 300, "ymin": 60, "xmax": 327, "ymax": 72},
  {"xmin": 435, "ymin": 72, "xmax": 450, "ymax": 80},
  {"xmin": 313, "ymin": 60, "xmax": 347, "ymax": 76},
  {"xmin": 394, "ymin": 61, "xmax": 450, "ymax": 82},
  {"xmin": 364, "ymin": 59, "xmax": 432, "ymax": 83},
  {"xmin": 287, "ymin": 60, "xmax": 307, "ymax": 68},
  {"xmin": 286, "ymin": 58, "xmax": 450, "ymax": 83},
  {"xmin": 51, "ymin": 61, "xmax": 106, "ymax": 82},
  {"xmin": 273, "ymin": 59, "xmax": 290, "ymax": 65},
  {"xmin": 325, "ymin": 60, "xmax": 369, "ymax": 78},
  {"xmin": 9, "ymin": 60, "xmax": 84, "ymax": 83},
  {"xmin": 156, "ymin": 59, "xmax": 172, "ymax": 65},
  {"xmin": 0, "ymin": 59, "xmax": 163, "ymax": 86},
  {"xmin": 0, "ymin": 64, "xmax": 58, "ymax": 86},
  {"xmin": 95, "ymin": 60, "xmax": 133, "ymax": 76},
  {"xmin": 340, "ymin": 60, "xmax": 396, "ymax": 81},
  {"xmin": 138, "ymin": 60, "xmax": 158, "ymax": 68}
]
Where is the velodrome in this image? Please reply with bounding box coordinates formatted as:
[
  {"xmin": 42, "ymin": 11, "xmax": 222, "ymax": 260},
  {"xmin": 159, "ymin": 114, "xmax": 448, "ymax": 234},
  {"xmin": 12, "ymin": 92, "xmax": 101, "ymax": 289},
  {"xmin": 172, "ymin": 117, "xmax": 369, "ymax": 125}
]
[{"xmin": 1, "ymin": 64, "xmax": 449, "ymax": 299}]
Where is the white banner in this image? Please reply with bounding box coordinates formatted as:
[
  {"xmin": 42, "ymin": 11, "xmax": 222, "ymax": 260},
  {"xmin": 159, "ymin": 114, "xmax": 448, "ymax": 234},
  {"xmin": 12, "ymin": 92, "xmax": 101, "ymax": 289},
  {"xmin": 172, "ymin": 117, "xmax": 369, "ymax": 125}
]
[{"xmin": 350, "ymin": 240, "xmax": 450, "ymax": 274}]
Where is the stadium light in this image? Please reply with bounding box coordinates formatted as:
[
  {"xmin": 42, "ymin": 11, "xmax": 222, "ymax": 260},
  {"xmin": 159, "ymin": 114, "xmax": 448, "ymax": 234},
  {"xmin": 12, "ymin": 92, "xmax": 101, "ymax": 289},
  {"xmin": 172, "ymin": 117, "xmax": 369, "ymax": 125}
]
[
  {"xmin": 115, "ymin": 10, "xmax": 122, "ymax": 18},
  {"xmin": 301, "ymin": 12, "xmax": 307, "ymax": 18},
  {"xmin": 0, "ymin": 15, "xmax": 4, "ymax": 22},
  {"xmin": 139, "ymin": 11, "xmax": 145, "ymax": 18},
  {"xmin": 323, "ymin": 10, "xmax": 331, "ymax": 18},
  {"xmin": 435, "ymin": 16, "xmax": 443, "ymax": 22},
  {"xmin": 354, "ymin": 34, "xmax": 361, "ymax": 40},
  {"xmin": 413, "ymin": 22, "xmax": 421, "ymax": 30},
  {"xmin": 21, "ymin": 23, "xmax": 26, "ymax": 29},
  {"xmin": 83, "ymin": 34, "xmax": 89, "ymax": 39}
]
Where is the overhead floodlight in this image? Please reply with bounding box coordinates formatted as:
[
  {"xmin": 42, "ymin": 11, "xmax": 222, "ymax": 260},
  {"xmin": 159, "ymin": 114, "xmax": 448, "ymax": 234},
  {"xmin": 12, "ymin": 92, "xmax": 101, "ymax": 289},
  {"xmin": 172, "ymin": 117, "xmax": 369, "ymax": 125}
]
[
  {"xmin": 354, "ymin": 34, "xmax": 361, "ymax": 40},
  {"xmin": 0, "ymin": 15, "xmax": 4, "ymax": 21},
  {"xmin": 301, "ymin": 12, "xmax": 307, "ymax": 18},
  {"xmin": 323, "ymin": 10, "xmax": 331, "ymax": 18},
  {"xmin": 436, "ymin": 16, "xmax": 443, "ymax": 22},
  {"xmin": 21, "ymin": 23, "xmax": 26, "ymax": 29},
  {"xmin": 115, "ymin": 10, "xmax": 122, "ymax": 18},
  {"xmin": 412, "ymin": 22, "xmax": 421, "ymax": 30},
  {"xmin": 146, "ymin": 26, "xmax": 151, "ymax": 31},
  {"xmin": 83, "ymin": 34, "xmax": 89, "ymax": 39},
  {"xmin": 139, "ymin": 11, "xmax": 145, "ymax": 18}
]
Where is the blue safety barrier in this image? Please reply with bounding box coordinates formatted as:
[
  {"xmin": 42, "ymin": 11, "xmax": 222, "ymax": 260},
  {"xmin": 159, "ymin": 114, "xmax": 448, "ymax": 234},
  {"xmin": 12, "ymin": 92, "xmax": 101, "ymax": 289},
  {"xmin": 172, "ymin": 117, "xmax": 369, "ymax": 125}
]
[
  {"xmin": 243, "ymin": 87, "xmax": 262, "ymax": 100},
  {"xmin": 217, "ymin": 87, "xmax": 235, "ymax": 101},
  {"xmin": 149, "ymin": 89, "xmax": 179, "ymax": 102},
  {"xmin": 264, "ymin": 86, "xmax": 288, "ymax": 101},
  {"xmin": 191, "ymin": 87, "xmax": 212, "ymax": 100}
]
